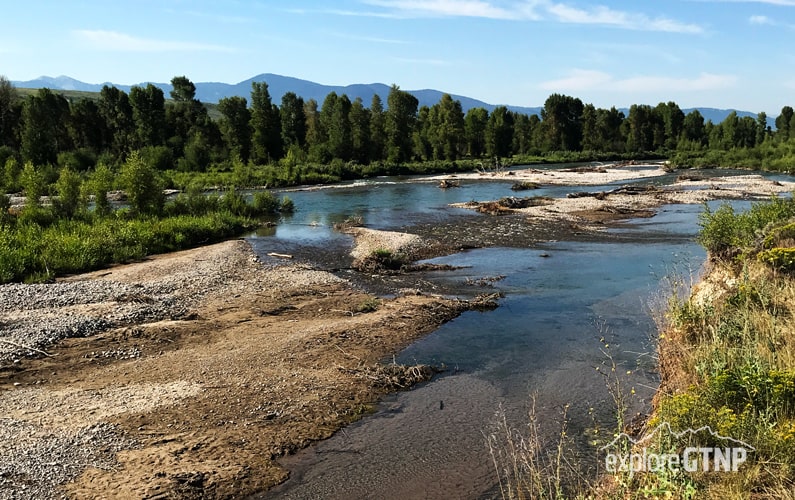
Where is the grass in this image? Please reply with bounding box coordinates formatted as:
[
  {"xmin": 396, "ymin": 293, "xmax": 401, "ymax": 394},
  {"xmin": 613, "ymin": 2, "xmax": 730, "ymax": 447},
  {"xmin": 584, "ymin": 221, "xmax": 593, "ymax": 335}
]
[
  {"xmin": 488, "ymin": 194, "xmax": 795, "ymax": 498},
  {"xmin": 603, "ymin": 194, "xmax": 795, "ymax": 498},
  {"xmin": 0, "ymin": 212, "xmax": 256, "ymax": 283}
]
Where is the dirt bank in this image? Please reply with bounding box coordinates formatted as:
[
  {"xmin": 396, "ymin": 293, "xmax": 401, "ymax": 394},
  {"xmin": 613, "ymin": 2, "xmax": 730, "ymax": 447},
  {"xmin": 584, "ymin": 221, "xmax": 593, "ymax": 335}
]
[{"xmin": 0, "ymin": 240, "xmax": 479, "ymax": 499}]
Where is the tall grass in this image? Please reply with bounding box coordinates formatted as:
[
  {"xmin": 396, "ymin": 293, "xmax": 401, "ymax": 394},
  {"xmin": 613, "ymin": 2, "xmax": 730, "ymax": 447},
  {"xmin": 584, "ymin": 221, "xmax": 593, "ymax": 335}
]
[
  {"xmin": 0, "ymin": 212, "xmax": 255, "ymax": 283},
  {"xmin": 613, "ymin": 195, "xmax": 795, "ymax": 498}
]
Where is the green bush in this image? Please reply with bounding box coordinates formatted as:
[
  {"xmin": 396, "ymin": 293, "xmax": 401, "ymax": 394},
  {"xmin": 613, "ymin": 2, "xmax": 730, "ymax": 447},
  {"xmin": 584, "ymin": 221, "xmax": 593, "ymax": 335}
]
[{"xmin": 758, "ymin": 247, "xmax": 795, "ymax": 271}]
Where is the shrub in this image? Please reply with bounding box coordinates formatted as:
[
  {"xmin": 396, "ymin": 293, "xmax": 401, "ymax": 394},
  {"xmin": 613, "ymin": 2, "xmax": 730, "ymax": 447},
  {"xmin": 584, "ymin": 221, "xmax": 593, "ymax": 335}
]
[{"xmin": 758, "ymin": 247, "xmax": 795, "ymax": 272}]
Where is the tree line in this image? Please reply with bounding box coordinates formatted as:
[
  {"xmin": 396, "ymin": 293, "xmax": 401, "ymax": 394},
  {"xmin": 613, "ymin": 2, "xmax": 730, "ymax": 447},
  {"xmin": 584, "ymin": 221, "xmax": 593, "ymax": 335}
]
[{"xmin": 1, "ymin": 74, "xmax": 795, "ymax": 193}]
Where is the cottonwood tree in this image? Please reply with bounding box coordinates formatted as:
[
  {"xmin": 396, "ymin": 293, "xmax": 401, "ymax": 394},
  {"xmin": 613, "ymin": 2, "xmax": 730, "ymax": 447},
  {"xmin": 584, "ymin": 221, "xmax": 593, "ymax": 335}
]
[
  {"xmin": 429, "ymin": 94, "xmax": 465, "ymax": 160},
  {"xmin": 776, "ymin": 106, "xmax": 793, "ymax": 142},
  {"xmin": 369, "ymin": 94, "xmax": 386, "ymax": 162},
  {"xmin": 98, "ymin": 85, "xmax": 134, "ymax": 157},
  {"xmin": 541, "ymin": 94, "xmax": 584, "ymax": 152},
  {"xmin": 20, "ymin": 88, "xmax": 71, "ymax": 165},
  {"xmin": 68, "ymin": 99, "xmax": 106, "ymax": 155},
  {"xmin": 303, "ymin": 98, "xmax": 326, "ymax": 163},
  {"xmin": 217, "ymin": 96, "xmax": 252, "ymax": 162},
  {"xmin": 0, "ymin": 76, "xmax": 19, "ymax": 149},
  {"xmin": 130, "ymin": 84, "xmax": 166, "ymax": 148},
  {"xmin": 280, "ymin": 92, "xmax": 306, "ymax": 150},
  {"xmin": 464, "ymin": 107, "xmax": 488, "ymax": 157},
  {"xmin": 486, "ymin": 106, "xmax": 514, "ymax": 158},
  {"xmin": 385, "ymin": 85, "xmax": 418, "ymax": 163},
  {"xmin": 120, "ymin": 150, "xmax": 163, "ymax": 215},
  {"xmin": 320, "ymin": 92, "xmax": 353, "ymax": 161},
  {"xmin": 250, "ymin": 81, "xmax": 282, "ymax": 163},
  {"xmin": 349, "ymin": 97, "xmax": 371, "ymax": 164}
]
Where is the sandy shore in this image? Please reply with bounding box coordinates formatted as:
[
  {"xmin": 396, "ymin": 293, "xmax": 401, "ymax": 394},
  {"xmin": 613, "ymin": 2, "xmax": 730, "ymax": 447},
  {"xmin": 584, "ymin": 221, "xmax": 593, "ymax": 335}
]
[
  {"xmin": 431, "ymin": 163, "xmax": 671, "ymax": 185},
  {"xmin": 0, "ymin": 240, "xmax": 479, "ymax": 499}
]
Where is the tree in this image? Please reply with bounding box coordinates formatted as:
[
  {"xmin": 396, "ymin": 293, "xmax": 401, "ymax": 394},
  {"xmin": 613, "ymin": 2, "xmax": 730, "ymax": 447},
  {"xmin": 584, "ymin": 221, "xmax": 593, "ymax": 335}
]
[
  {"xmin": 170, "ymin": 76, "xmax": 197, "ymax": 102},
  {"xmin": 98, "ymin": 85, "xmax": 134, "ymax": 157},
  {"xmin": 89, "ymin": 162, "xmax": 113, "ymax": 216},
  {"xmin": 428, "ymin": 94, "xmax": 465, "ymax": 160},
  {"xmin": 166, "ymin": 76, "xmax": 214, "ymax": 161},
  {"xmin": 129, "ymin": 84, "xmax": 166, "ymax": 148},
  {"xmin": 541, "ymin": 94, "xmax": 584, "ymax": 151},
  {"xmin": 385, "ymin": 85, "xmax": 418, "ymax": 163},
  {"xmin": 512, "ymin": 113, "xmax": 535, "ymax": 155},
  {"xmin": 217, "ymin": 96, "xmax": 252, "ymax": 162},
  {"xmin": 250, "ymin": 81, "xmax": 282, "ymax": 163},
  {"xmin": 413, "ymin": 106, "xmax": 433, "ymax": 161},
  {"xmin": 656, "ymin": 101, "xmax": 685, "ymax": 150},
  {"xmin": 486, "ymin": 106, "xmax": 514, "ymax": 158},
  {"xmin": 369, "ymin": 94, "xmax": 386, "ymax": 162},
  {"xmin": 304, "ymin": 98, "xmax": 327, "ymax": 163},
  {"xmin": 625, "ymin": 104, "xmax": 655, "ymax": 152},
  {"xmin": 681, "ymin": 110, "xmax": 706, "ymax": 148},
  {"xmin": 20, "ymin": 88, "xmax": 71, "ymax": 165},
  {"xmin": 69, "ymin": 99, "xmax": 106, "ymax": 154},
  {"xmin": 776, "ymin": 106, "xmax": 793, "ymax": 142},
  {"xmin": 20, "ymin": 161, "xmax": 45, "ymax": 209},
  {"xmin": 119, "ymin": 150, "xmax": 163, "ymax": 215},
  {"xmin": 53, "ymin": 167, "xmax": 82, "ymax": 218},
  {"xmin": 280, "ymin": 92, "xmax": 306, "ymax": 150},
  {"xmin": 464, "ymin": 107, "xmax": 489, "ymax": 157},
  {"xmin": 756, "ymin": 112, "xmax": 768, "ymax": 146},
  {"xmin": 0, "ymin": 76, "xmax": 19, "ymax": 148},
  {"xmin": 349, "ymin": 97, "xmax": 371, "ymax": 164},
  {"xmin": 581, "ymin": 104, "xmax": 600, "ymax": 151},
  {"xmin": 320, "ymin": 92, "xmax": 353, "ymax": 161}
]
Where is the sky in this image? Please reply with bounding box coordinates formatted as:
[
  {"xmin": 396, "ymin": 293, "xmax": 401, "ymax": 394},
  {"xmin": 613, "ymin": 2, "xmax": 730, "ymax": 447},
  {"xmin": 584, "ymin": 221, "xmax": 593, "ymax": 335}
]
[{"xmin": 2, "ymin": 0, "xmax": 794, "ymax": 114}]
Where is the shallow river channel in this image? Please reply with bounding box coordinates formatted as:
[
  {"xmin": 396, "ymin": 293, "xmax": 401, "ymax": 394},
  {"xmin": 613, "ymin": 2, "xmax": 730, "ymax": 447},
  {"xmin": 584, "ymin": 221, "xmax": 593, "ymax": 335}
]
[{"xmin": 245, "ymin": 168, "xmax": 769, "ymax": 499}]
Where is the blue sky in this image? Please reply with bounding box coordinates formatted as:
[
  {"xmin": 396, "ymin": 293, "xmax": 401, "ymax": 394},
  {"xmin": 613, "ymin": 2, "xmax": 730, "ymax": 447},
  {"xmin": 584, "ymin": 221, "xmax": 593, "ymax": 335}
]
[{"xmin": 2, "ymin": 0, "xmax": 794, "ymax": 113}]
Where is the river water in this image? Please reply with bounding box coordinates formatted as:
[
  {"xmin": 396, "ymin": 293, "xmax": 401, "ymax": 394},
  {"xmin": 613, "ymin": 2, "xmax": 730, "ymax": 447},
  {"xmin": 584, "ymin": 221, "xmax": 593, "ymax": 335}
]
[{"xmin": 245, "ymin": 168, "xmax": 768, "ymax": 499}]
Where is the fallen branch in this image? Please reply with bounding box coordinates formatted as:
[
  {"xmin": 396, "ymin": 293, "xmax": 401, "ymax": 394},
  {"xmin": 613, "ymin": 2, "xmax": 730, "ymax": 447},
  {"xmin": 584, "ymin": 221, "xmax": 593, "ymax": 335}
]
[
  {"xmin": 267, "ymin": 252, "xmax": 294, "ymax": 259},
  {"xmin": 0, "ymin": 338, "xmax": 54, "ymax": 357}
]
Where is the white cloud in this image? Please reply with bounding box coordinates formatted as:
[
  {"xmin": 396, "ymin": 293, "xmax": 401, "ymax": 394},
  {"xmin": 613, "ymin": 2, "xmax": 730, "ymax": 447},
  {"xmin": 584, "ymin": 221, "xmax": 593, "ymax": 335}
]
[
  {"xmin": 540, "ymin": 69, "xmax": 736, "ymax": 93},
  {"xmin": 355, "ymin": 0, "xmax": 702, "ymax": 33},
  {"xmin": 73, "ymin": 30, "xmax": 234, "ymax": 53},
  {"xmin": 362, "ymin": 0, "xmax": 527, "ymax": 19},
  {"xmin": 750, "ymin": 14, "xmax": 774, "ymax": 24}
]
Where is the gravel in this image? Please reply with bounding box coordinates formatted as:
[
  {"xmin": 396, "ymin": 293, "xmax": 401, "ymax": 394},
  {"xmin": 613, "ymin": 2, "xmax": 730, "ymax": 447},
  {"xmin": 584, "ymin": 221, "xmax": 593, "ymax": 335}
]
[
  {"xmin": 0, "ymin": 420, "xmax": 136, "ymax": 500},
  {"xmin": 0, "ymin": 241, "xmax": 266, "ymax": 364}
]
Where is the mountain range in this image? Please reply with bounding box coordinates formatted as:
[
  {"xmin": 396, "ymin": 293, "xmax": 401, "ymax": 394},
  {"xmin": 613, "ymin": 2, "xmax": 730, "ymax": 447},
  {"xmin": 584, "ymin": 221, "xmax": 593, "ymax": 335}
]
[{"xmin": 11, "ymin": 74, "xmax": 772, "ymax": 126}]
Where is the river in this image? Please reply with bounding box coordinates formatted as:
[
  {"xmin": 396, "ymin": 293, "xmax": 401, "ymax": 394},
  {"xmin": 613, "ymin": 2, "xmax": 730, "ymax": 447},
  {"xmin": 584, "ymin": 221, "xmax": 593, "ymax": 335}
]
[{"xmin": 244, "ymin": 168, "xmax": 768, "ymax": 499}]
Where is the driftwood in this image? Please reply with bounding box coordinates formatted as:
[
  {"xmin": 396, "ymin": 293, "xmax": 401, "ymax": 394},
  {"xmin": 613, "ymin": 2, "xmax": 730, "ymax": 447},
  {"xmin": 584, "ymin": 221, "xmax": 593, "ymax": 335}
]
[
  {"xmin": 0, "ymin": 338, "xmax": 54, "ymax": 357},
  {"xmin": 267, "ymin": 252, "xmax": 294, "ymax": 259},
  {"xmin": 567, "ymin": 185, "xmax": 659, "ymax": 199},
  {"xmin": 510, "ymin": 181, "xmax": 539, "ymax": 191},
  {"xmin": 561, "ymin": 166, "xmax": 607, "ymax": 173}
]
